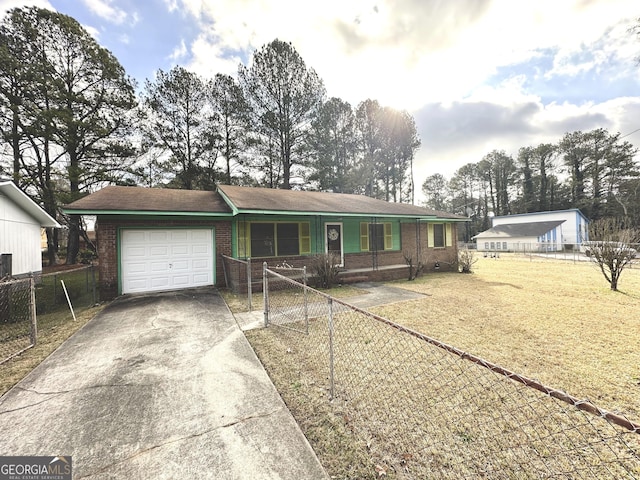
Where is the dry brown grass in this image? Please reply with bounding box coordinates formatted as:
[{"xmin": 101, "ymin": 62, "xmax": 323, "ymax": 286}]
[
  {"xmin": 244, "ymin": 255, "xmax": 640, "ymax": 478},
  {"xmin": 375, "ymin": 255, "xmax": 640, "ymax": 420},
  {"xmin": 220, "ymin": 283, "xmax": 367, "ymax": 313},
  {"xmin": 0, "ymin": 305, "xmax": 103, "ymax": 396}
]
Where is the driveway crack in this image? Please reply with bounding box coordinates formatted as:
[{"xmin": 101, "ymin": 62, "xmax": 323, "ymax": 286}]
[
  {"xmin": 76, "ymin": 407, "xmax": 284, "ymax": 478},
  {"xmin": 0, "ymin": 383, "xmax": 156, "ymax": 416}
]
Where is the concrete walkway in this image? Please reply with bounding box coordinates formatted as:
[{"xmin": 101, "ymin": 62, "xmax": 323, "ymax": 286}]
[
  {"xmin": 235, "ymin": 282, "xmax": 425, "ymax": 331},
  {"xmin": 0, "ymin": 288, "xmax": 328, "ymax": 479}
]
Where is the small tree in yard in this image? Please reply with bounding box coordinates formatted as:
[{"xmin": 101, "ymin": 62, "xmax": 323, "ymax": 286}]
[
  {"xmin": 403, "ymin": 251, "xmax": 425, "ymax": 280},
  {"xmin": 458, "ymin": 246, "xmax": 478, "ymax": 273},
  {"xmin": 588, "ymin": 217, "xmax": 640, "ymax": 291}
]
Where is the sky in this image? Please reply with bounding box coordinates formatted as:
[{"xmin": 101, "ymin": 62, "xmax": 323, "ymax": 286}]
[{"xmin": 2, "ymin": 0, "xmax": 640, "ymax": 199}]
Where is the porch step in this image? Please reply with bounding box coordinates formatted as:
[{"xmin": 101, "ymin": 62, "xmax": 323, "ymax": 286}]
[{"xmin": 339, "ymin": 275, "xmax": 369, "ymax": 284}]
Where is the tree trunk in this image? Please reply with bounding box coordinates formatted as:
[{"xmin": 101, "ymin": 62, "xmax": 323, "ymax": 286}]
[{"xmin": 66, "ymin": 214, "xmax": 80, "ymax": 264}]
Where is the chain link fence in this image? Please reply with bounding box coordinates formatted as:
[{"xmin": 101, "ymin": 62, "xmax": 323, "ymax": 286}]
[
  {"xmin": 0, "ymin": 266, "xmax": 98, "ymax": 364},
  {"xmin": 0, "ymin": 277, "xmax": 36, "ymax": 363},
  {"xmin": 262, "ymin": 266, "xmax": 640, "ymax": 478},
  {"xmin": 464, "ymin": 242, "xmax": 640, "ymax": 265}
]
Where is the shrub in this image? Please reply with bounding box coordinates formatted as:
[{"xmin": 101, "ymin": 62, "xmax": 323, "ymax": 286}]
[
  {"xmin": 310, "ymin": 253, "xmax": 341, "ymax": 289},
  {"xmin": 458, "ymin": 247, "xmax": 477, "ymax": 273},
  {"xmin": 79, "ymin": 249, "xmax": 97, "ymax": 265}
]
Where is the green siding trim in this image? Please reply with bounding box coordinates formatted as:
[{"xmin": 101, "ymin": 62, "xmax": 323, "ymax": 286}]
[
  {"xmin": 233, "ymin": 215, "xmax": 407, "ymax": 257},
  {"xmin": 65, "ymin": 209, "xmax": 232, "ymax": 217},
  {"xmin": 232, "ymin": 208, "xmax": 442, "ymax": 220}
]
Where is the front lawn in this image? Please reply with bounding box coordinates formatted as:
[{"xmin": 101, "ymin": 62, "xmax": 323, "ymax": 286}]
[{"xmin": 374, "ymin": 254, "xmax": 640, "ymax": 419}]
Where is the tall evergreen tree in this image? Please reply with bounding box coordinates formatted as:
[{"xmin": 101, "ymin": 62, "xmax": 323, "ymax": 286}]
[
  {"xmin": 307, "ymin": 97, "xmax": 357, "ymax": 193},
  {"xmin": 141, "ymin": 66, "xmax": 216, "ymax": 191},
  {"xmin": 209, "ymin": 73, "xmax": 250, "ymax": 185},
  {"xmin": 238, "ymin": 39, "xmax": 325, "ymax": 189},
  {"xmin": 0, "ymin": 7, "xmax": 137, "ymax": 264}
]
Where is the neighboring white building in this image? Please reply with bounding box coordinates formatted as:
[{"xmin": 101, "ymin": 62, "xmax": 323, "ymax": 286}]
[
  {"xmin": 0, "ymin": 180, "xmax": 60, "ymax": 277},
  {"xmin": 473, "ymin": 209, "xmax": 589, "ymax": 252}
]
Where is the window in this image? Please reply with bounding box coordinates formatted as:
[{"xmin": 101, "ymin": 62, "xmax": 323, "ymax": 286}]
[
  {"xmin": 485, "ymin": 242, "xmax": 489, "ymax": 250},
  {"xmin": 490, "ymin": 242, "xmax": 495, "ymax": 249},
  {"xmin": 360, "ymin": 222, "xmax": 393, "ymax": 251},
  {"xmin": 428, "ymin": 223, "xmax": 452, "ymax": 248},
  {"xmin": 502, "ymin": 242, "xmax": 508, "ymax": 250},
  {"xmin": 238, "ymin": 222, "xmax": 311, "ymax": 257},
  {"xmin": 433, "ymin": 224, "xmax": 445, "ymax": 248}
]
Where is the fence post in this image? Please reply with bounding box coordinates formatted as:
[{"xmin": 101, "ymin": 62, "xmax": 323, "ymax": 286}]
[
  {"xmin": 91, "ymin": 265, "xmax": 97, "ymax": 304},
  {"xmin": 328, "ymin": 296, "xmax": 335, "ymax": 399},
  {"xmin": 247, "ymin": 257, "xmax": 252, "ymax": 312},
  {"xmin": 263, "ymin": 261, "xmax": 269, "ymax": 327},
  {"xmin": 29, "ymin": 276, "xmax": 37, "ymax": 346},
  {"xmin": 303, "ymin": 266, "xmax": 309, "ymax": 334}
]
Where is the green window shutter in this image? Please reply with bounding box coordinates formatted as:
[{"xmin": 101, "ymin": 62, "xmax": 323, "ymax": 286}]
[
  {"xmin": 238, "ymin": 222, "xmax": 247, "ymax": 257},
  {"xmin": 446, "ymin": 224, "xmax": 453, "ymax": 247},
  {"xmin": 299, "ymin": 222, "xmax": 311, "ymax": 254},
  {"xmin": 360, "ymin": 222, "xmax": 369, "ymax": 251},
  {"xmin": 384, "ymin": 223, "xmax": 393, "ymax": 250},
  {"xmin": 427, "ymin": 224, "xmax": 434, "ymax": 247}
]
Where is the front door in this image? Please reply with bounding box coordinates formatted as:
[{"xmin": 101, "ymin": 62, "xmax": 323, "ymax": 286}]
[{"xmin": 325, "ymin": 223, "xmax": 343, "ymax": 267}]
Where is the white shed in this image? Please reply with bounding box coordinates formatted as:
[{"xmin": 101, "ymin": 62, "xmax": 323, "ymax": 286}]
[
  {"xmin": 0, "ymin": 180, "xmax": 60, "ymax": 277},
  {"xmin": 473, "ymin": 209, "xmax": 590, "ymax": 253}
]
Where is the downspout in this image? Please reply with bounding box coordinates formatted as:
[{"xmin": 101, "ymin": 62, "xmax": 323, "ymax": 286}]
[{"xmin": 416, "ymin": 218, "xmax": 420, "ymax": 265}]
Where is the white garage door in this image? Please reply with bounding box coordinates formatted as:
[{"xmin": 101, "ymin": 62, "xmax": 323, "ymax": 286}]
[{"xmin": 121, "ymin": 229, "xmax": 214, "ymax": 294}]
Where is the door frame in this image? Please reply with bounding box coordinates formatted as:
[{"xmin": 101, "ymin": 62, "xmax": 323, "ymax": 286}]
[{"xmin": 324, "ymin": 222, "xmax": 344, "ymax": 267}]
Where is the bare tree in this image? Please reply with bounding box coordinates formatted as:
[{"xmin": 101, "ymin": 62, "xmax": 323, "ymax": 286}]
[{"xmin": 587, "ymin": 217, "xmax": 640, "ymax": 291}]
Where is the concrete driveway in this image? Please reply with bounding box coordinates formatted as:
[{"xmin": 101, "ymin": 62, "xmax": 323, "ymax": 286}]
[{"xmin": 0, "ymin": 288, "xmax": 328, "ymax": 479}]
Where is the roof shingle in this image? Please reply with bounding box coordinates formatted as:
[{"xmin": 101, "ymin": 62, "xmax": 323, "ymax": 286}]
[
  {"xmin": 65, "ymin": 186, "xmax": 232, "ymax": 214},
  {"xmin": 64, "ymin": 184, "xmax": 465, "ymax": 220},
  {"xmin": 218, "ymin": 185, "xmax": 463, "ymax": 219},
  {"xmin": 474, "ymin": 220, "xmax": 565, "ymax": 238}
]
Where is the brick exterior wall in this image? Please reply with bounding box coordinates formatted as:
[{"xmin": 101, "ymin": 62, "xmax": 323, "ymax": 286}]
[
  {"xmin": 96, "ymin": 217, "xmax": 231, "ymax": 300},
  {"xmin": 96, "ymin": 217, "xmax": 459, "ymax": 300},
  {"xmin": 400, "ymin": 222, "xmax": 459, "ymax": 271}
]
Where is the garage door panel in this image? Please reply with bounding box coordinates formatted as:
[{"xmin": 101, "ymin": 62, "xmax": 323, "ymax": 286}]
[
  {"xmin": 191, "ymin": 231, "xmax": 209, "ymax": 242},
  {"xmin": 150, "ymin": 245, "xmax": 169, "ymax": 256},
  {"xmin": 171, "ymin": 245, "xmax": 189, "ymax": 255},
  {"xmin": 150, "ymin": 277, "xmax": 170, "ymax": 288},
  {"xmin": 170, "ymin": 231, "xmax": 188, "ymax": 241},
  {"xmin": 124, "ymin": 246, "xmax": 147, "ymax": 257},
  {"xmin": 192, "ymin": 259, "xmax": 209, "ymax": 269},
  {"xmin": 127, "ymin": 263, "xmax": 148, "ymax": 274},
  {"xmin": 150, "ymin": 261, "xmax": 169, "ymax": 272},
  {"xmin": 193, "ymin": 273, "xmax": 210, "ymax": 283},
  {"xmin": 125, "ymin": 231, "xmax": 146, "ymax": 243},
  {"xmin": 148, "ymin": 231, "xmax": 169, "ymax": 242},
  {"xmin": 127, "ymin": 278, "xmax": 149, "ymax": 290},
  {"xmin": 172, "ymin": 260, "xmax": 189, "ymax": 271},
  {"xmin": 172, "ymin": 275, "xmax": 190, "ymax": 286},
  {"xmin": 121, "ymin": 229, "xmax": 214, "ymax": 294},
  {"xmin": 192, "ymin": 244, "xmax": 208, "ymax": 254}
]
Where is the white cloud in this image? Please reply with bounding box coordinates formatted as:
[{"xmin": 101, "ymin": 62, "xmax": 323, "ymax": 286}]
[
  {"xmin": 168, "ymin": 38, "xmax": 188, "ymax": 62},
  {"xmin": 80, "ymin": 0, "xmax": 127, "ymax": 24},
  {"xmin": 0, "ymin": 0, "xmax": 53, "ymax": 14},
  {"xmin": 163, "ymin": 0, "xmax": 179, "ymax": 13},
  {"xmin": 167, "ymin": 0, "xmax": 639, "ymax": 111}
]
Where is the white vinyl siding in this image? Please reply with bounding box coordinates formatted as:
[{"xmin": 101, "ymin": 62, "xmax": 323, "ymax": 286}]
[{"xmin": 0, "ymin": 194, "xmax": 43, "ymax": 275}]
